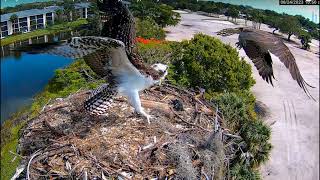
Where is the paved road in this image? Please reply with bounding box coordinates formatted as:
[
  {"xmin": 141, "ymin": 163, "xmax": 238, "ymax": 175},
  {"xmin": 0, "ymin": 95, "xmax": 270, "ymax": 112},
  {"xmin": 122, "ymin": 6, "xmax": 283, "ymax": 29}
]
[{"xmin": 165, "ymin": 12, "xmax": 319, "ymax": 180}]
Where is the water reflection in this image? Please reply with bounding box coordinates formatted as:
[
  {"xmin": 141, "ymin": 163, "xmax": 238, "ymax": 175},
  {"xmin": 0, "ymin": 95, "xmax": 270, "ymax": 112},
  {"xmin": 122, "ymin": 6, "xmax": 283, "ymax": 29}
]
[
  {"xmin": 1, "ymin": 31, "xmax": 72, "ymax": 58},
  {"xmin": 1, "ymin": 31, "xmax": 74, "ymax": 123}
]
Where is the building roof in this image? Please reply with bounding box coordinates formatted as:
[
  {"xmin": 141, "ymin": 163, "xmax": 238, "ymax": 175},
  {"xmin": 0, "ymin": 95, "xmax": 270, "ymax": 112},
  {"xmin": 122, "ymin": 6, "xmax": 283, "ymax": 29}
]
[
  {"xmin": 74, "ymin": 2, "xmax": 91, "ymax": 9},
  {"xmin": 0, "ymin": 2, "xmax": 91, "ymax": 22}
]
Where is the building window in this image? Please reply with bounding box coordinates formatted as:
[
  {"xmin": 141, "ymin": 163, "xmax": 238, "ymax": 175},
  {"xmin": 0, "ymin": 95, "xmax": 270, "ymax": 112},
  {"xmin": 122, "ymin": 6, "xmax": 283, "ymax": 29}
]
[
  {"xmin": 37, "ymin": 24, "xmax": 44, "ymax": 29},
  {"xmin": 82, "ymin": 8, "xmax": 86, "ymax": 18},
  {"xmin": 28, "ymin": 14, "xmax": 45, "ymax": 30},
  {"xmin": 46, "ymin": 13, "xmax": 53, "ymax": 20},
  {"xmin": 1, "ymin": 31, "xmax": 9, "ymax": 38},
  {"xmin": 19, "ymin": 17, "xmax": 27, "ymax": 22},
  {"xmin": 29, "ymin": 16, "xmax": 37, "ymax": 31},
  {"xmin": 46, "ymin": 13, "xmax": 53, "ymax": 26},
  {"xmin": 88, "ymin": 8, "xmax": 93, "ymax": 16},
  {"xmin": 37, "ymin": 18, "xmax": 43, "ymax": 23},
  {"xmin": 18, "ymin": 18, "xmax": 28, "ymax": 32},
  {"xmin": 1, "ymin": 21, "xmax": 9, "ymax": 38},
  {"xmin": 13, "ymin": 21, "xmax": 19, "ymax": 33},
  {"xmin": 1, "ymin": 22, "xmax": 8, "ymax": 31}
]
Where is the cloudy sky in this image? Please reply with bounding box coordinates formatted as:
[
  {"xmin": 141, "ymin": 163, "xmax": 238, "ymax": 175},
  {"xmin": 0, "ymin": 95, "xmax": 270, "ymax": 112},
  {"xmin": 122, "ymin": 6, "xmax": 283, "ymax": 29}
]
[{"xmin": 211, "ymin": 0, "xmax": 319, "ymax": 23}]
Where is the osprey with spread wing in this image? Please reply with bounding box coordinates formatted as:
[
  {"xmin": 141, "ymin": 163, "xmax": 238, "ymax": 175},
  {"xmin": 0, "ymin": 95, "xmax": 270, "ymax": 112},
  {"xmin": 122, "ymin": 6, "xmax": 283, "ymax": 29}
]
[
  {"xmin": 16, "ymin": 36, "xmax": 168, "ymax": 123},
  {"xmin": 217, "ymin": 27, "xmax": 315, "ymax": 100}
]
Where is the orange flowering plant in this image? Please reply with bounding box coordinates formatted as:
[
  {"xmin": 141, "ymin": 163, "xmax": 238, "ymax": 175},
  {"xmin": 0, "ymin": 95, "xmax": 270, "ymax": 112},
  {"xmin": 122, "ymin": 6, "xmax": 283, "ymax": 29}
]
[
  {"xmin": 135, "ymin": 37, "xmax": 163, "ymax": 44},
  {"xmin": 136, "ymin": 38, "xmax": 176, "ymax": 65}
]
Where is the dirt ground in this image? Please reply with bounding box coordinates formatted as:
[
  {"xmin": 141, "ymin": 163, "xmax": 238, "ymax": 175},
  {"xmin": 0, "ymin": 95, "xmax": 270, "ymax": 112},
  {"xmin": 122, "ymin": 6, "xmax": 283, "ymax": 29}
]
[{"xmin": 165, "ymin": 11, "xmax": 320, "ymax": 180}]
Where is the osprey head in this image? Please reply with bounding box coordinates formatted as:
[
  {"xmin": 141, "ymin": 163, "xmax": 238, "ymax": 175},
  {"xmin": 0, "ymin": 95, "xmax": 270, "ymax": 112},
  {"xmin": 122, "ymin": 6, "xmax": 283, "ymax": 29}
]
[{"xmin": 151, "ymin": 63, "xmax": 169, "ymax": 85}]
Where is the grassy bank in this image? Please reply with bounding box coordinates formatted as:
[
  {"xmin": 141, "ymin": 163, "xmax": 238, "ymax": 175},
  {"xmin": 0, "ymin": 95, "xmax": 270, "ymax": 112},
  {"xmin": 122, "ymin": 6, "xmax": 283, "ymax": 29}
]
[
  {"xmin": 0, "ymin": 59, "xmax": 103, "ymax": 180},
  {"xmin": 0, "ymin": 19, "xmax": 87, "ymax": 46}
]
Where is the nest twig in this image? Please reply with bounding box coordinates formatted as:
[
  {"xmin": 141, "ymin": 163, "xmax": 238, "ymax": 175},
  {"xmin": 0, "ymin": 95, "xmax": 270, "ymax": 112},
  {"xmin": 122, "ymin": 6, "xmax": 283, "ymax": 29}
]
[{"xmin": 16, "ymin": 84, "xmax": 242, "ymax": 179}]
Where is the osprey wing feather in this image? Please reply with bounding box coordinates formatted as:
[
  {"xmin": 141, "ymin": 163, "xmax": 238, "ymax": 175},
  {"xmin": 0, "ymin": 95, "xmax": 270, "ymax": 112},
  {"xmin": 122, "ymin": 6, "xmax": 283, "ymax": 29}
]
[{"xmin": 238, "ymin": 29, "xmax": 315, "ymax": 99}]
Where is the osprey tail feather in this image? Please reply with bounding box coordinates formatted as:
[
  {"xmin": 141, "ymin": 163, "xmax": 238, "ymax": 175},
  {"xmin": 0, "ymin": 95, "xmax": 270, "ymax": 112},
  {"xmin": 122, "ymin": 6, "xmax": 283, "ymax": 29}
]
[{"xmin": 84, "ymin": 84, "xmax": 117, "ymax": 115}]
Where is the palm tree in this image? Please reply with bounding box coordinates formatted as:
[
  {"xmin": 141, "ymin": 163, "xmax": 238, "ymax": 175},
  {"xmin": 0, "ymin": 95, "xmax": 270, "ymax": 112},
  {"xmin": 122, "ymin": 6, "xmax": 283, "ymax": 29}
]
[
  {"xmin": 9, "ymin": 14, "xmax": 18, "ymax": 23},
  {"xmin": 9, "ymin": 14, "xmax": 18, "ymax": 34},
  {"xmin": 55, "ymin": 9, "xmax": 63, "ymax": 23},
  {"xmin": 63, "ymin": 0, "xmax": 76, "ymax": 22}
]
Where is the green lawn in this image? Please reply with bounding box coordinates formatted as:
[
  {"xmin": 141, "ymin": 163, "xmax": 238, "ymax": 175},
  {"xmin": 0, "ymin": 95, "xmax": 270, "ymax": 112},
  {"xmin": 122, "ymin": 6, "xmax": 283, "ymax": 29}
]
[
  {"xmin": 0, "ymin": 18, "xmax": 88, "ymax": 46},
  {"xmin": 0, "ymin": 123, "xmax": 24, "ymax": 180}
]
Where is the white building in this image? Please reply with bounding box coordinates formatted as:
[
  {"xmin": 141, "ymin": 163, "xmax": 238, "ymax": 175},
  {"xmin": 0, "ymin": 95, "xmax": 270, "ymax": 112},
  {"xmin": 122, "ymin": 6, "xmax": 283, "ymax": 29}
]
[{"xmin": 0, "ymin": 2, "xmax": 91, "ymax": 39}]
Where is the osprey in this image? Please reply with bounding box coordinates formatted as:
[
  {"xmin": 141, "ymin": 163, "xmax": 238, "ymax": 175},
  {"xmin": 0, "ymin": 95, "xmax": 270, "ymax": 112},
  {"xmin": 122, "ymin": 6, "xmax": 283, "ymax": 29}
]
[
  {"xmin": 217, "ymin": 27, "xmax": 315, "ymax": 99},
  {"xmin": 16, "ymin": 0, "xmax": 169, "ymax": 123},
  {"xmin": 16, "ymin": 37, "xmax": 168, "ymax": 123},
  {"xmin": 95, "ymin": 0, "xmax": 162, "ymax": 80}
]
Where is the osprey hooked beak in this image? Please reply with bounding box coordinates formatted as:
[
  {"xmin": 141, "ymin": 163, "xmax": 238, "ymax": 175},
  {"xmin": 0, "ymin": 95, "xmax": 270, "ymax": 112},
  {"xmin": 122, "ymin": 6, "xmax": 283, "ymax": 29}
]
[{"xmin": 151, "ymin": 63, "xmax": 169, "ymax": 86}]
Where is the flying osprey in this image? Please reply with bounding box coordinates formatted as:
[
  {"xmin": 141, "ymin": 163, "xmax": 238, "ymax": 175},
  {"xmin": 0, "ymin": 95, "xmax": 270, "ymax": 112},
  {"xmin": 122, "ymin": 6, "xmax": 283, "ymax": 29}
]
[
  {"xmin": 16, "ymin": 37, "xmax": 168, "ymax": 123},
  {"xmin": 217, "ymin": 27, "xmax": 315, "ymax": 99}
]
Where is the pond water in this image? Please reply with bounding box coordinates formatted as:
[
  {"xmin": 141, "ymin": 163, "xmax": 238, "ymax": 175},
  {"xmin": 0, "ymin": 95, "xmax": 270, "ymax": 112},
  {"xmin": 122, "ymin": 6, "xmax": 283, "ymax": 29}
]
[{"xmin": 1, "ymin": 32, "xmax": 74, "ymax": 123}]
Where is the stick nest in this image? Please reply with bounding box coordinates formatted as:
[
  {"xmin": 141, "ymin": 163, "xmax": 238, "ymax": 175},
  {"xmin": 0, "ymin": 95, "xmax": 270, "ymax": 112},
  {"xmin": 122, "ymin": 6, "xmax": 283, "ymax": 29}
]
[{"xmin": 17, "ymin": 84, "xmax": 236, "ymax": 179}]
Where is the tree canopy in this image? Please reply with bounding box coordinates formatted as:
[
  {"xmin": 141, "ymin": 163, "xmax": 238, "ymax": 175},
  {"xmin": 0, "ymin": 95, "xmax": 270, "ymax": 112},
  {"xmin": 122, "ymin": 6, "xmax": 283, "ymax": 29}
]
[
  {"xmin": 130, "ymin": 0, "xmax": 180, "ymax": 27},
  {"xmin": 9, "ymin": 14, "xmax": 18, "ymax": 22},
  {"xmin": 169, "ymin": 34, "xmax": 255, "ymax": 93},
  {"xmin": 278, "ymin": 16, "xmax": 301, "ymax": 41}
]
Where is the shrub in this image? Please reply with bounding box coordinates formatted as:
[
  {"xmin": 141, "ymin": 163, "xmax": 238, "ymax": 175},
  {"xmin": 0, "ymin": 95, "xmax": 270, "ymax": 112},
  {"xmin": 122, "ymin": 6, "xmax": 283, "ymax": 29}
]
[
  {"xmin": 135, "ymin": 17, "xmax": 166, "ymax": 40},
  {"xmin": 230, "ymin": 163, "xmax": 261, "ymax": 180},
  {"xmin": 240, "ymin": 119, "xmax": 272, "ymax": 167},
  {"xmin": 168, "ymin": 34, "xmax": 255, "ymax": 93},
  {"xmin": 137, "ymin": 40, "xmax": 176, "ymax": 64},
  {"xmin": 214, "ymin": 92, "xmax": 272, "ymax": 169},
  {"xmin": 214, "ymin": 92, "xmax": 250, "ymax": 132},
  {"xmin": 298, "ymin": 30, "xmax": 312, "ymax": 50}
]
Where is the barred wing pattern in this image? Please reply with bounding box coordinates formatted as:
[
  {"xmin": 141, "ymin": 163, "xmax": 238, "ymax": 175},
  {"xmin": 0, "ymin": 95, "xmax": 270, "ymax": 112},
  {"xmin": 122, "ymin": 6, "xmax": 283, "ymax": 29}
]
[
  {"xmin": 85, "ymin": 84, "xmax": 117, "ymax": 115},
  {"xmin": 239, "ymin": 29, "xmax": 315, "ymax": 99}
]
